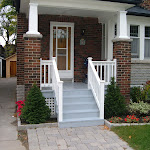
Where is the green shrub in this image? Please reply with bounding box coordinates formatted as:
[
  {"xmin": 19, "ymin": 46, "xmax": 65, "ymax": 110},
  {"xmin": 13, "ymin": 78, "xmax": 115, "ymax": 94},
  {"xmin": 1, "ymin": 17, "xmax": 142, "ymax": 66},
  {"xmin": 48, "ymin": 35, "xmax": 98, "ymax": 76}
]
[
  {"xmin": 21, "ymin": 84, "xmax": 51, "ymax": 124},
  {"xmin": 128, "ymin": 101, "xmax": 150, "ymax": 116},
  {"xmin": 104, "ymin": 77, "xmax": 127, "ymax": 119},
  {"xmin": 130, "ymin": 87, "xmax": 142, "ymax": 103}
]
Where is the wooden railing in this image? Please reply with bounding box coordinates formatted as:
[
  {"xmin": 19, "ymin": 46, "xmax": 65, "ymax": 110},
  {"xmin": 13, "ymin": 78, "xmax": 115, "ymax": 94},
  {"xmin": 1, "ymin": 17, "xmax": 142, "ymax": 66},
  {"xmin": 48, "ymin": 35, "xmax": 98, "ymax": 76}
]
[
  {"xmin": 88, "ymin": 57, "xmax": 105, "ymax": 119},
  {"xmin": 92, "ymin": 59, "xmax": 117, "ymax": 85},
  {"xmin": 40, "ymin": 58, "xmax": 63, "ymax": 122}
]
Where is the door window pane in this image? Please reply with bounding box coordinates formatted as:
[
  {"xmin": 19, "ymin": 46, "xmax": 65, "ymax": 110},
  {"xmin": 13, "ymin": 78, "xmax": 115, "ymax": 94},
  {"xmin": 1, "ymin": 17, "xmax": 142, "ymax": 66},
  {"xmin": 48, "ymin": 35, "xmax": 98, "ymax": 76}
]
[{"xmin": 57, "ymin": 27, "xmax": 67, "ymax": 48}]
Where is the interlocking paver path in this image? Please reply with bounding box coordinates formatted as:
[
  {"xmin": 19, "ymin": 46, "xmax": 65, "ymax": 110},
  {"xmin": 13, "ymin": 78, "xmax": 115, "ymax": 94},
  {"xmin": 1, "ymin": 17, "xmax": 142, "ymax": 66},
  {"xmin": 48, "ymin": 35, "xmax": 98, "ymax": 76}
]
[{"xmin": 28, "ymin": 126, "xmax": 133, "ymax": 150}]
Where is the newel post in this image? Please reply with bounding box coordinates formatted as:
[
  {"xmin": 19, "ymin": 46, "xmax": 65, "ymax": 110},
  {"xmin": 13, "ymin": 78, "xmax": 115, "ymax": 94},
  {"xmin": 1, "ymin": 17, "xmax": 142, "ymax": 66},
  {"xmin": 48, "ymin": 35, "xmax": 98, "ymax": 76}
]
[
  {"xmin": 58, "ymin": 81, "xmax": 63, "ymax": 122},
  {"xmin": 88, "ymin": 57, "xmax": 93, "ymax": 89},
  {"xmin": 100, "ymin": 81, "xmax": 105, "ymax": 119}
]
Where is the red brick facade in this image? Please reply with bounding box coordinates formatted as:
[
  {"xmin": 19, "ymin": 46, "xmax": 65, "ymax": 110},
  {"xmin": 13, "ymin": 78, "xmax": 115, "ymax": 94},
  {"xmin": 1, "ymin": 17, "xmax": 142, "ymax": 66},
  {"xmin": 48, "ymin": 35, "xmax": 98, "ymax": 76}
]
[
  {"xmin": 24, "ymin": 36, "xmax": 42, "ymax": 94},
  {"xmin": 113, "ymin": 41, "xmax": 131, "ymax": 102},
  {"xmin": 39, "ymin": 15, "xmax": 102, "ymax": 82},
  {"xmin": 16, "ymin": 14, "xmax": 28, "ymax": 85},
  {"xmin": 140, "ymin": 0, "xmax": 150, "ymax": 10}
]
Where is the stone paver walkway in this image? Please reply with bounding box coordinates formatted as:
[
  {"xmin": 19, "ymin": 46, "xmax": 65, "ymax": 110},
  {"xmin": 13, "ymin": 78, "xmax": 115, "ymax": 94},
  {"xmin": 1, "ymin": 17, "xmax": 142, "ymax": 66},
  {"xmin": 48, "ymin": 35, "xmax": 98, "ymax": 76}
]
[
  {"xmin": 0, "ymin": 78, "xmax": 26, "ymax": 150},
  {"xmin": 28, "ymin": 126, "xmax": 133, "ymax": 150}
]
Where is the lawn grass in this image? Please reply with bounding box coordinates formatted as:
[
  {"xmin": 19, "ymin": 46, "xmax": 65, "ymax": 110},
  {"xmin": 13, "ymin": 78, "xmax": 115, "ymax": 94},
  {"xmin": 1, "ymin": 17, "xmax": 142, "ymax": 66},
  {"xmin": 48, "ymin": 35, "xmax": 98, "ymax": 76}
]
[{"xmin": 111, "ymin": 125, "xmax": 150, "ymax": 150}]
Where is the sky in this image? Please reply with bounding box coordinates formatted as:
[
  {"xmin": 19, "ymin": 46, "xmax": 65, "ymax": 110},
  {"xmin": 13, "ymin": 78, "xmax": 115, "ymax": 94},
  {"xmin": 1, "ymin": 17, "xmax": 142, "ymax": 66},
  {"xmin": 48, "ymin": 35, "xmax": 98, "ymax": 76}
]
[
  {"xmin": 0, "ymin": 35, "xmax": 5, "ymax": 46},
  {"xmin": 0, "ymin": 0, "xmax": 5, "ymax": 46}
]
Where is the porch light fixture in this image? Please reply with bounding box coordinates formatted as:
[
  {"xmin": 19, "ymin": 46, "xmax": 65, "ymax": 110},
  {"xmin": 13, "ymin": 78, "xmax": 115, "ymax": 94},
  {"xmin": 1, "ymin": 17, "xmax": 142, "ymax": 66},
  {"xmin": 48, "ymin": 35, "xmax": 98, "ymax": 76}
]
[{"xmin": 81, "ymin": 29, "xmax": 86, "ymax": 36}]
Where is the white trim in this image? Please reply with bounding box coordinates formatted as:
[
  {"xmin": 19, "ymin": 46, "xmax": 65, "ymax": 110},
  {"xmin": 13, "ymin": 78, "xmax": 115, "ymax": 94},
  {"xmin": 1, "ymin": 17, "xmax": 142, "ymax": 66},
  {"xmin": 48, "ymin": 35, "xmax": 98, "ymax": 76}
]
[{"xmin": 50, "ymin": 21, "xmax": 74, "ymax": 79}]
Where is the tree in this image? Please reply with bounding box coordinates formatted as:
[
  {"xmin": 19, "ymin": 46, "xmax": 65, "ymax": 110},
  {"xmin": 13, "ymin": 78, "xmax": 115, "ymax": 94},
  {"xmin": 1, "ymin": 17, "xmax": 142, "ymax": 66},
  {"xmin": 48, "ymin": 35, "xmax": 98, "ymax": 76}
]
[
  {"xmin": 0, "ymin": 0, "xmax": 17, "ymax": 56},
  {"xmin": 21, "ymin": 84, "xmax": 51, "ymax": 124},
  {"xmin": 104, "ymin": 77, "xmax": 127, "ymax": 119}
]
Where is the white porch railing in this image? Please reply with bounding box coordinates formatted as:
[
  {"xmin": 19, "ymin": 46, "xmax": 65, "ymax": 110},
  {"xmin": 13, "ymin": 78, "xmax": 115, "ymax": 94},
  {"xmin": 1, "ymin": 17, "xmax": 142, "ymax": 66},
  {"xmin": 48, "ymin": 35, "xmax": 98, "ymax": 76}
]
[
  {"xmin": 92, "ymin": 59, "xmax": 117, "ymax": 85},
  {"xmin": 88, "ymin": 57, "xmax": 105, "ymax": 119},
  {"xmin": 40, "ymin": 58, "xmax": 63, "ymax": 122}
]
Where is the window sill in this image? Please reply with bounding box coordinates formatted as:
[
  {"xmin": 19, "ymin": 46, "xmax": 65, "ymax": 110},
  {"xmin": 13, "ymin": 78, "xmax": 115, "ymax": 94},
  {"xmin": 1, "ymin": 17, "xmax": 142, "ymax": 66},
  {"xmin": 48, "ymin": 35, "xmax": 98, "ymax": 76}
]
[{"xmin": 131, "ymin": 59, "xmax": 150, "ymax": 64}]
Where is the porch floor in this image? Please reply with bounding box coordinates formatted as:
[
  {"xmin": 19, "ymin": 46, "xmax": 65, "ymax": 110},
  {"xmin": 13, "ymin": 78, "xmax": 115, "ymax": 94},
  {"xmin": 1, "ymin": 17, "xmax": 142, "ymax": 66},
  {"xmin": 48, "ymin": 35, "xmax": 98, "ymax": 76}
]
[{"xmin": 63, "ymin": 82, "xmax": 87, "ymax": 90}]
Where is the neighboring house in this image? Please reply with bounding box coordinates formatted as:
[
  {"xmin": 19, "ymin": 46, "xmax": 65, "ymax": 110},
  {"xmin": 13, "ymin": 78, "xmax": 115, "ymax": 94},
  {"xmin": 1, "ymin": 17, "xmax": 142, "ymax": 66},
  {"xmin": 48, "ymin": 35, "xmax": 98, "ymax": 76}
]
[
  {"xmin": 5, "ymin": 53, "xmax": 17, "ymax": 78},
  {"xmin": 13, "ymin": 0, "xmax": 150, "ymax": 127}
]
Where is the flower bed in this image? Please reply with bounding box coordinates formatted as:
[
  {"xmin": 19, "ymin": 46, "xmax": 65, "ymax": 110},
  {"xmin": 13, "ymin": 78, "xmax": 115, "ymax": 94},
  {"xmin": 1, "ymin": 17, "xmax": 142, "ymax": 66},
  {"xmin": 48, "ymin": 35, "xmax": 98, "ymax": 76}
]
[{"xmin": 105, "ymin": 115, "xmax": 150, "ymax": 129}]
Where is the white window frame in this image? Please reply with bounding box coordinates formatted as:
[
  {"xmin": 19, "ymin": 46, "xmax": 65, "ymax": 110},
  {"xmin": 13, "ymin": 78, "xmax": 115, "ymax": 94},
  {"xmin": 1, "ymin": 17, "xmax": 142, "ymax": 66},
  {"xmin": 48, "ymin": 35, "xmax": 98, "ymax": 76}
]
[
  {"xmin": 130, "ymin": 25, "xmax": 140, "ymax": 58},
  {"xmin": 127, "ymin": 16, "xmax": 150, "ymax": 61},
  {"xmin": 144, "ymin": 26, "xmax": 150, "ymax": 59}
]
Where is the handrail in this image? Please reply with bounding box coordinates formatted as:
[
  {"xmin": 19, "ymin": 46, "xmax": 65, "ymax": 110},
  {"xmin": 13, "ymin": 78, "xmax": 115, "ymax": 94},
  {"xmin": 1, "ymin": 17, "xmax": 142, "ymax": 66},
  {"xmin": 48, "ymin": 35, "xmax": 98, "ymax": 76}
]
[
  {"xmin": 88, "ymin": 57, "xmax": 105, "ymax": 119},
  {"xmin": 92, "ymin": 59, "xmax": 117, "ymax": 85},
  {"xmin": 52, "ymin": 57, "xmax": 63, "ymax": 122},
  {"xmin": 40, "ymin": 58, "xmax": 63, "ymax": 122}
]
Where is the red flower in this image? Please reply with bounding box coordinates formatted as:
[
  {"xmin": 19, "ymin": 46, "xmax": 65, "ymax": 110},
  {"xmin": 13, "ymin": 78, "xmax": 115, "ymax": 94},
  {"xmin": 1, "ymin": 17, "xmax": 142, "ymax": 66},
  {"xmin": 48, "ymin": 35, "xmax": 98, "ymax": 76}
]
[{"xmin": 124, "ymin": 118, "xmax": 127, "ymax": 122}]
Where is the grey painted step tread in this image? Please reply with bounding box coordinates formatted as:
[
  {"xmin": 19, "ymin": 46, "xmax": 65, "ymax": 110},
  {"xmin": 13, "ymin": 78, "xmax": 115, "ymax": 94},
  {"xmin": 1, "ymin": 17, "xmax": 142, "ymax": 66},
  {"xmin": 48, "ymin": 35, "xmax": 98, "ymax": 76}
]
[
  {"xmin": 64, "ymin": 95, "xmax": 94, "ymax": 98},
  {"xmin": 63, "ymin": 89, "xmax": 91, "ymax": 92},
  {"xmin": 64, "ymin": 102, "xmax": 95, "ymax": 105},
  {"xmin": 63, "ymin": 117, "xmax": 101, "ymax": 122},
  {"xmin": 63, "ymin": 109, "xmax": 99, "ymax": 114},
  {"xmin": 41, "ymin": 90, "xmax": 53, "ymax": 93}
]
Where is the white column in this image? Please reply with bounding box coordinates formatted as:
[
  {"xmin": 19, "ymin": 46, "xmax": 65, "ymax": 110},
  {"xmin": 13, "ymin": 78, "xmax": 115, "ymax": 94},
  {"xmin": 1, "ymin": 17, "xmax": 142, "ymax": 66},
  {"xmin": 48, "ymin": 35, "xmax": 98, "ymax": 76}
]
[
  {"xmin": 140, "ymin": 25, "xmax": 144, "ymax": 60},
  {"xmin": 26, "ymin": 3, "xmax": 40, "ymax": 35},
  {"xmin": 117, "ymin": 11, "xmax": 130, "ymax": 39}
]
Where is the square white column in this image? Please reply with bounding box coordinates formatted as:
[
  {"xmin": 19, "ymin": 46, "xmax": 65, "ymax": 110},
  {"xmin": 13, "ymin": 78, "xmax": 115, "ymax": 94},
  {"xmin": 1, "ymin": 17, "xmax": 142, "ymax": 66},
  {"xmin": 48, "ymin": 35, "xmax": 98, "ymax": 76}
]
[
  {"xmin": 117, "ymin": 11, "xmax": 130, "ymax": 39},
  {"xmin": 26, "ymin": 3, "xmax": 40, "ymax": 35}
]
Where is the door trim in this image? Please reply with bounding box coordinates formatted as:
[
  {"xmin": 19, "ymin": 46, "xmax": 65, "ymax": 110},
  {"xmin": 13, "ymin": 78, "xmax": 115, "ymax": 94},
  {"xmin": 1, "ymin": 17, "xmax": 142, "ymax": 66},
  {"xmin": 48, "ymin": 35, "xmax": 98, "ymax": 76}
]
[{"xmin": 50, "ymin": 21, "xmax": 74, "ymax": 80}]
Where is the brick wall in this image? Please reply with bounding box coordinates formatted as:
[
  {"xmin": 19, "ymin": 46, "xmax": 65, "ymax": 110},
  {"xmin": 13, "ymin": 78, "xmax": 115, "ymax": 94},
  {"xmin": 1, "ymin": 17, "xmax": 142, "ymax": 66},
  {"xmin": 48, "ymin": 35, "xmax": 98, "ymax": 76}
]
[
  {"xmin": 140, "ymin": 0, "xmax": 150, "ymax": 10},
  {"xmin": 39, "ymin": 15, "xmax": 102, "ymax": 82},
  {"xmin": 113, "ymin": 41, "xmax": 131, "ymax": 102},
  {"xmin": 16, "ymin": 13, "xmax": 28, "ymax": 85},
  {"xmin": 24, "ymin": 36, "xmax": 42, "ymax": 94}
]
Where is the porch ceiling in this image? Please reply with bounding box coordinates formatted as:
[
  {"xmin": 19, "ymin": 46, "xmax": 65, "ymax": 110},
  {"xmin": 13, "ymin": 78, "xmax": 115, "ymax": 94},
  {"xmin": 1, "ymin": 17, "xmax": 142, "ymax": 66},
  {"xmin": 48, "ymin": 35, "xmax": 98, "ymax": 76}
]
[
  {"xmin": 38, "ymin": 6, "xmax": 116, "ymax": 22},
  {"xmin": 20, "ymin": 0, "xmax": 134, "ymax": 22}
]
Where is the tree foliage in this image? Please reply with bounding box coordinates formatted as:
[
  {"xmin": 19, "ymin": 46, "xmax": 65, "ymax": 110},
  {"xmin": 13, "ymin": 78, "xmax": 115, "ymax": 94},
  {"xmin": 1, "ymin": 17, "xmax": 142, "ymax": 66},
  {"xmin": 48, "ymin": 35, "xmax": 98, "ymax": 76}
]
[
  {"xmin": 21, "ymin": 84, "xmax": 51, "ymax": 124},
  {"xmin": 0, "ymin": 0, "xmax": 17, "ymax": 56},
  {"xmin": 104, "ymin": 77, "xmax": 127, "ymax": 119}
]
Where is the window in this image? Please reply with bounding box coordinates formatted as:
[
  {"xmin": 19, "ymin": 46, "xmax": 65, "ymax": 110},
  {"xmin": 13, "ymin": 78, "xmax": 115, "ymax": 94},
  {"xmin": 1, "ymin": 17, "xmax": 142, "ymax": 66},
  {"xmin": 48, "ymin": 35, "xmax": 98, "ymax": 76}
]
[
  {"xmin": 114, "ymin": 24, "xmax": 117, "ymax": 37},
  {"xmin": 130, "ymin": 25, "xmax": 140, "ymax": 58},
  {"xmin": 144, "ymin": 27, "xmax": 150, "ymax": 58}
]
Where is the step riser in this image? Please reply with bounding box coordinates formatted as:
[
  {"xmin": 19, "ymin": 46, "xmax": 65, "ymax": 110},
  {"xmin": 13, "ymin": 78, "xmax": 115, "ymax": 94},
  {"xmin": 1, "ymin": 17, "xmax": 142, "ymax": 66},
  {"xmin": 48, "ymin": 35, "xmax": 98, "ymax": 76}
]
[
  {"xmin": 63, "ymin": 112, "xmax": 99, "ymax": 120},
  {"xmin": 64, "ymin": 104, "xmax": 98, "ymax": 111},
  {"xmin": 63, "ymin": 97, "xmax": 94, "ymax": 103},
  {"xmin": 59, "ymin": 119, "xmax": 104, "ymax": 128}
]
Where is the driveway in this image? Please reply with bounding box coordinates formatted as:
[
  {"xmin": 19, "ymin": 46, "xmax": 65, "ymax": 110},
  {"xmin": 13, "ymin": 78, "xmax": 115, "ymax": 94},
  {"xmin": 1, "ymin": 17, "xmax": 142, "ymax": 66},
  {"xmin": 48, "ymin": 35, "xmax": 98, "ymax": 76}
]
[{"xmin": 0, "ymin": 77, "xmax": 26, "ymax": 150}]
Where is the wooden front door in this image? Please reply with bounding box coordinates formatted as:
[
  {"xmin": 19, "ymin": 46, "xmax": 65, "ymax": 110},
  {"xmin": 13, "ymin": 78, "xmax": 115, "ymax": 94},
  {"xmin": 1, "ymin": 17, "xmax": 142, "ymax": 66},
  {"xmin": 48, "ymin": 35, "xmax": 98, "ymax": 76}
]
[
  {"xmin": 10, "ymin": 61, "xmax": 16, "ymax": 77},
  {"xmin": 50, "ymin": 22, "xmax": 74, "ymax": 79}
]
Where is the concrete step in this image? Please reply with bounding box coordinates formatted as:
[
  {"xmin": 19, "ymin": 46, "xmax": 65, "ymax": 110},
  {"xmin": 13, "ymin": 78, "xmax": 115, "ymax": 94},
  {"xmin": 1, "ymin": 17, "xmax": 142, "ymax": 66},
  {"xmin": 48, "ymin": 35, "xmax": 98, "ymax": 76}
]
[
  {"xmin": 63, "ymin": 89, "xmax": 92, "ymax": 97},
  {"xmin": 63, "ymin": 102, "xmax": 98, "ymax": 111},
  {"xmin": 59, "ymin": 118, "xmax": 104, "ymax": 128},
  {"xmin": 63, "ymin": 96, "xmax": 94, "ymax": 103},
  {"xmin": 63, "ymin": 109, "xmax": 99, "ymax": 120}
]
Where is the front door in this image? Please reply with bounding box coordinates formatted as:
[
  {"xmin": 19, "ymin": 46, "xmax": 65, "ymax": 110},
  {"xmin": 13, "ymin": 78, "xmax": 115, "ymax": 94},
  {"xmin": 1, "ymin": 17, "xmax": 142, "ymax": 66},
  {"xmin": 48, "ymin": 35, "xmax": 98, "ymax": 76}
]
[{"xmin": 50, "ymin": 22, "xmax": 74, "ymax": 79}]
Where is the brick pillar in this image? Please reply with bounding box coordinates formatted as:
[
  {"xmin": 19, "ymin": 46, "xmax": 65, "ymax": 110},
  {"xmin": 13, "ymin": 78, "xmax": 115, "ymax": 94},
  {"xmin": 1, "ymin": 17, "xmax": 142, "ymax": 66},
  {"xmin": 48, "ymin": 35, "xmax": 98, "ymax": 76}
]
[
  {"xmin": 23, "ymin": 34, "xmax": 43, "ymax": 96},
  {"xmin": 113, "ymin": 40, "xmax": 132, "ymax": 103},
  {"xmin": 16, "ymin": 13, "xmax": 28, "ymax": 101}
]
